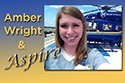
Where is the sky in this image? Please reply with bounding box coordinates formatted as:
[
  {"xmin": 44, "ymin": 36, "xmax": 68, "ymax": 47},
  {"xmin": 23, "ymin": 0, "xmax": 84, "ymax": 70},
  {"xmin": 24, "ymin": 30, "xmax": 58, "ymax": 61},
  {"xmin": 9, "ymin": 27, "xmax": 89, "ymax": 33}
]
[{"xmin": 44, "ymin": 5, "xmax": 122, "ymax": 27}]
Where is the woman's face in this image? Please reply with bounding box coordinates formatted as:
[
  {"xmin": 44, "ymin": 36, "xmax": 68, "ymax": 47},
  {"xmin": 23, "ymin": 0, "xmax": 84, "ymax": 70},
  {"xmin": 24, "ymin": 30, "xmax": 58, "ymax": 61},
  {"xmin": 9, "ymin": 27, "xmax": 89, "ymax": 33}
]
[{"xmin": 59, "ymin": 14, "xmax": 83, "ymax": 47}]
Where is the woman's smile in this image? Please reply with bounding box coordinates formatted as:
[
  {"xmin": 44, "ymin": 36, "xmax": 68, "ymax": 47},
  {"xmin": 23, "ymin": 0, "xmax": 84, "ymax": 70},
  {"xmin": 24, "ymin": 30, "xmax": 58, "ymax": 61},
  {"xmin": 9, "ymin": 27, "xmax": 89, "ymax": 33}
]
[{"xmin": 65, "ymin": 36, "xmax": 77, "ymax": 41}]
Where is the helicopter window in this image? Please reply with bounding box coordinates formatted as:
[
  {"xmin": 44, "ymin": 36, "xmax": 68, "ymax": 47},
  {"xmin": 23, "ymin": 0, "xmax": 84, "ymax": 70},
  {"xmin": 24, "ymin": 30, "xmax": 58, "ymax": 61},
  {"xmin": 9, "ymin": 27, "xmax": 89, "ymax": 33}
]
[
  {"xmin": 86, "ymin": 21, "xmax": 98, "ymax": 30},
  {"xmin": 103, "ymin": 24, "xmax": 112, "ymax": 30},
  {"xmin": 115, "ymin": 25, "xmax": 121, "ymax": 31}
]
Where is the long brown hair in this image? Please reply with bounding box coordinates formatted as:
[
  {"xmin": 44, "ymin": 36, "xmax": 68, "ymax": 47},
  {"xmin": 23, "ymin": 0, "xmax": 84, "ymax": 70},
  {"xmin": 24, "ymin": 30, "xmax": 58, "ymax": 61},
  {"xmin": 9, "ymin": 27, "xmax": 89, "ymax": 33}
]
[{"xmin": 55, "ymin": 6, "xmax": 89, "ymax": 65}]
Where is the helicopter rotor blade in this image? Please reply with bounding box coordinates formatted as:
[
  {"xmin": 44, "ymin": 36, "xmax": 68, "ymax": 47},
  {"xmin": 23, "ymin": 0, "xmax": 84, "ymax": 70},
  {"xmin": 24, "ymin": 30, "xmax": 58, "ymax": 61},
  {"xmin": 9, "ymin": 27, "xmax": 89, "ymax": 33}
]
[
  {"xmin": 83, "ymin": 9, "xmax": 101, "ymax": 14},
  {"xmin": 110, "ymin": 5, "xmax": 121, "ymax": 12},
  {"xmin": 110, "ymin": 9, "xmax": 121, "ymax": 12},
  {"xmin": 109, "ymin": 5, "xmax": 121, "ymax": 10},
  {"xmin": 83, "ymin": 5, "xmax": 121, "ymax": 14},
  {"xmin": 112, "ymin": 5, "xmax": 121, "ymax": 8}
]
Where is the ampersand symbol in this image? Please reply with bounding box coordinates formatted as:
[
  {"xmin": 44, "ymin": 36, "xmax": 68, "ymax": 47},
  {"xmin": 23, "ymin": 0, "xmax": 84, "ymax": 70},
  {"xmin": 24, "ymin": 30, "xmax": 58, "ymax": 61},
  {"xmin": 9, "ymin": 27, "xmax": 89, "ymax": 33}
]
[{"xmin": 18, "ymin": 40, "xmax": 26, "ymax": 49}]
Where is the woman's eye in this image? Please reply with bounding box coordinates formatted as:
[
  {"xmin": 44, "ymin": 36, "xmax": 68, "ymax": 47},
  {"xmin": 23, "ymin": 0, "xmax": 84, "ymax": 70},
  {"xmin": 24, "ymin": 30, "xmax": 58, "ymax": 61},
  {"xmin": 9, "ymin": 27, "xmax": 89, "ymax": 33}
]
[
  {"xmin": 73, "ymin": 24, "xmax": 79, "ymax": 27},
  {"xmin": 60, "ymin": 24, "xmax": 67, "ymax": 28}
]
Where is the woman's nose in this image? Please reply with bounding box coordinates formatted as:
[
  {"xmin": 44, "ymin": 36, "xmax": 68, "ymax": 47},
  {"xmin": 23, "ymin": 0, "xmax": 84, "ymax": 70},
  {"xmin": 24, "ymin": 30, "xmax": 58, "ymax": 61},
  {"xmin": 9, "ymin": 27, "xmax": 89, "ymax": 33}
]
[{"xmin": 67, "ymin": 27, "xmax": 74, "ymax": 35}]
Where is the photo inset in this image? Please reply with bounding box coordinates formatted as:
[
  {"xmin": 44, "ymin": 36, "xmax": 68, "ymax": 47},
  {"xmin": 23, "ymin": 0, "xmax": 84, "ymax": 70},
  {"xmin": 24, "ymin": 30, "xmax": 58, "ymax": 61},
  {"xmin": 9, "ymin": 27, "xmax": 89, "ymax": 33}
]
[{"xmin": 44, "ymin": 5, "xmax": 122, "ymax": 70}]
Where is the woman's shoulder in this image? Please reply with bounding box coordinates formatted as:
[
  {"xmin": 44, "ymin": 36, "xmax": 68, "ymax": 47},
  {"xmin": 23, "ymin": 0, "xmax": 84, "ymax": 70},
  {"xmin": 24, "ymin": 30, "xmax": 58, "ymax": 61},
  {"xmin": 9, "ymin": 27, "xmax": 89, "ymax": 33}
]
[
  {"xmin": 87, "ymin": 48, "xmax": 98, "ymax": 53},
  {"xmin": 87, "ymin": 48, "xmax": 102, "ymax": 58},
  {"xmin": 86, "ymin": 48, "xmax": 109, "ymax": 69}
]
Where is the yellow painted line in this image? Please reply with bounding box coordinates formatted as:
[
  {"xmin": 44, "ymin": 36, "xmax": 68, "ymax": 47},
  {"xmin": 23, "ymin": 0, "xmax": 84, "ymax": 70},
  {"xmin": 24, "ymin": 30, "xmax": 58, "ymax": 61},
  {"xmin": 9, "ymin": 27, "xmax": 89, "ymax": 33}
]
[
  {"xmin": 86, "ymin": 31, "xmax": 122, "ymax": 33},
  {"xmin": 44, "ymin": 38, "xmax": 55, "ymax": 45}
]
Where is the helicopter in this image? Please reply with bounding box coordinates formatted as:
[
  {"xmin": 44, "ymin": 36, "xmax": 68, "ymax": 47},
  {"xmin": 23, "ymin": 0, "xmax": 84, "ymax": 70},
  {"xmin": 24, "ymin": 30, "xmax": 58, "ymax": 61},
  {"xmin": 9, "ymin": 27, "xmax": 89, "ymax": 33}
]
[{"xmin": 83, "ymin": 5, "xmax": 122, "ymax": 51}]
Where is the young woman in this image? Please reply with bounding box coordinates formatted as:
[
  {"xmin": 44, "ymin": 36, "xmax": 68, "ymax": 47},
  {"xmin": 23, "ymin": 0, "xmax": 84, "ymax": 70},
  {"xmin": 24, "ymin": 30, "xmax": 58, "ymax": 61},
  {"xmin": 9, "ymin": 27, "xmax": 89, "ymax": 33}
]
[{"xmin": 44, "ymin": 6, "xmax": 110, "ymax": 70}]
